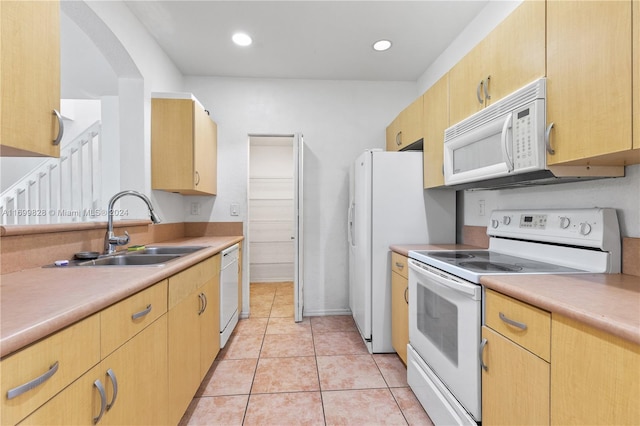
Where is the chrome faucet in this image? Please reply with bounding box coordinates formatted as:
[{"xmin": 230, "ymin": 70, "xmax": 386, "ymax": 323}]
[{"xmin": 104, "ymin": 190, "xmax": 161, "ymax": 254}]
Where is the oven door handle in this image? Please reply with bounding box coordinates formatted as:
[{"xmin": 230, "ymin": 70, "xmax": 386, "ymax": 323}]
[{"xmin": 408, "ymin": 259, "xmax": 480, "ymax": 299}]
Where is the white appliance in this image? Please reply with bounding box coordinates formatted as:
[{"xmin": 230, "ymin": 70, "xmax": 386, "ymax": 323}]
[
  {"xmin": 444, "ymin": 78, "xmax": 550, "ymax": 188},
  {"xmin": 348, "ymin": 149, "xmax": 455, "ymax": 353},
  {"xmin": 407, "ymin": 208, "xmax": 621, "ymax": 425},
  {"xmin": 220, "ymin": 243, "xmax": 239, "ymax": 348}
]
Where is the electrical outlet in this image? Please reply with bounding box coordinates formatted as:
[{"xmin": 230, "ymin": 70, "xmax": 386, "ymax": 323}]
[
  {"xmin": 478, "ymin": 200, "xmax": 485, "ymax": 216},
  {"xmin": 190, "ymin": 202, "xmax": 201, "ymax": 216},
  {"xmin": 230, "ymin": 203, "xmax": 239, "ymax": 216}
]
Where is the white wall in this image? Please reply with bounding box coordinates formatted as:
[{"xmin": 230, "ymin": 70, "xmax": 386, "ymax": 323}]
[
  {"xmin": 184, "ymin": 76, "xmax": 417, "ymax": 315},
  {"xmin": 417, "ymin": 0, "xmax": 640, "ymax": 238}
]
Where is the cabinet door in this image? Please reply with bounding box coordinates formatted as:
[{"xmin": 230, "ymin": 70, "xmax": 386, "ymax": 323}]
[
  {"xmin": 423, "ymin": 74, "xmax": 449, "ymax": 188},
  {"xmin": 0, "ymin": 0, "xmax": 60, "ymax": 157},
  {"xmin": 199, "ymin": 277, "xmax": 221, "ymax": 380},
  {"xmin": 391, "ymin": 271, "xmax": 409, "ymax": 365},
  {"xmin": 547, "ymin": 1, "xmax": 633, "ymax": 165},
  {"xmin": 448, "ymin": 36, "xmax": 491, "ymax": 125},
  {"xmin": 551, "ymin": 315, "xmax": 640, "ymax": 425},
  {"xmin": 481, "ymin": 326, "xmax": 549, "ymax": 426},
  {"xmin": 101, "ymin": 315, "xmax": 168, "ymax": 426},
  {"xmin": 484, "ymin": 0, "xmax": 545, "ymax": 107},
  {"xmin": 399, "ymin": 95, "xmax": 424, "ymax": 149},
  {"xmin": 385, "ymin": 116, "xmax": 401, "ymax": 151},
  {"xmin": 193, "ymin": 105, "xmax": 218, "ymax": 195},
  {"xmin": 151, "ymin": 98, "xmax": 195, "ymax": 192},
  {"xmin": 167, "ymin": 289, "xmax": 202, "ymax": 425},
  {"xmin": 18, "ymin": 364, "xmax": 102, "ymax": 426}
]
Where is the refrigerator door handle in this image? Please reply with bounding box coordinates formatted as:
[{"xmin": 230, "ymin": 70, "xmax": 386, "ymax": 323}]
[{"xmin": 348, "ymin": 202, "xmax": 356, "ymax": 247}]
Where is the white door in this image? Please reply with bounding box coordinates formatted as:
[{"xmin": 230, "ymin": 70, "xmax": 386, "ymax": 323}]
[{"xmin": 293, "ymin": 134, "xmax": 304, "ymax": 322}]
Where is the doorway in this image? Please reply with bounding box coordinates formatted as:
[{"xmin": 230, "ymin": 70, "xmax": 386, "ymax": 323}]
[{"xmin": 248, "ymin": 134, "xmax": 304, "ymax": 321}]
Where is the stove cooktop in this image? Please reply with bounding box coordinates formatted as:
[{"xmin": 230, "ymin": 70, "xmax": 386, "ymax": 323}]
[{"xmin": 408, "ymin": 249, "xmax": 588, "ymax": 284}]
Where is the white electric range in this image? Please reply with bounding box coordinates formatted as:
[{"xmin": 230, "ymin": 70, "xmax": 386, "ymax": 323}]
[{"xmin": 406, "ymin": 208, "xmax": 621, "ymax": 425}]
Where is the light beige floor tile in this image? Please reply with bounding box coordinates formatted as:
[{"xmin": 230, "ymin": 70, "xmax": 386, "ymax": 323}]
[
  {"xmin": 273, "ymin": 293, "xmax": 294, "ymax": 306},
  {"xmin": 322, "ymin": 388, "xmax": 407, "ymax": 425},
  {"xmin": 310, "ymin": 315, "xmax": 357, "ymax": 333},
  {"xmin": 233, "ymin": 317, "xmax": 269, "ymax": 335},
  {"xmin": 218, "ymin": 333, "xmax": 264, "ymax": 360},
  {"xmin": 244, "ymin": 392, "xmax": 324, "ymax": 426},
  {"xmin": 316, "ymin": 354, "xmax": 387, "ymax": 390},
  {"xmin": 260, "ymin": 333, "xmax": 315, "ymax": 358},
  {"xmin": 373, "ymin": 353, "xmax": 409, "ymax": 387},
  {"xmin": 196, "ymin": 358, "xmax": 257, "ymax": 396},
  {"xmin": 313, "ymin": 331, "xmax": 369, "ymax": 356},
  {"xmin": 391, "ymin": 387, "xmax": 434, "ymax": 426},
  {"xmin": 179, "ymin": 395, "xmax": 248, "ymax": 426},
  {"xmin": 251, "ymin": 356, "xmax": 319, "ymax": 393},
  {"xmin": 270, "ymin": 303, "xmax": 294, "ymax": 318},
  {"xmin": 249, "ymin": 303, "xmax": 272, "ymax": 318},
  {"xmin": 266, "ymin": 316, "xmax": 311, "ymax": 334}
]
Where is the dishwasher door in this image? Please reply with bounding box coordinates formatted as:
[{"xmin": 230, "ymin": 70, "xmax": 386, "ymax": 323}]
[{"xmin": 220, "ymin": 243, "xmax": 239, "ymax": 348}]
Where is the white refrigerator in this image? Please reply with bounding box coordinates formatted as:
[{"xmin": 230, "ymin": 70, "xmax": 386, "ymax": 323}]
[{"xmin": 348, "ymin": 149, "xmax": 455, "ymax": 353}]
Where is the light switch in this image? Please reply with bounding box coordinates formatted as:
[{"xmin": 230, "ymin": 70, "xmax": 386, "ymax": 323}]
[
  {"xmin": 190, "ymin": 202, "xmax": 201, "ymax": 216},
  {"xmin": 230, "ymin": 203, "xmax": 239, "ymax": 216}
]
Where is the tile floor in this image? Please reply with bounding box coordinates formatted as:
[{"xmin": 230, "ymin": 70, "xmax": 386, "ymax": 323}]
[{"xmin": 179, "ymin": 282, "xmax": 433, "ymax": 425}]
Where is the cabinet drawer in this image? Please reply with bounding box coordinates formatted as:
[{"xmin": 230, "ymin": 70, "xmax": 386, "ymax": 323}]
[
  {"xmin": 101, "ymin": 280, "xmax": 168, "ymax": 358},
  {"xmin": 1, "ymin": 314, "xmax": 100, "ymax": 425},
  {"xmin": 485, "ymin": 289, "xmax": 550, "ymax": 361},
  {"xmin": 391, "ymin": 252, "xmax": 408, "ymax": 279},
  {"xmin": 168, "ymin": 255, "xmax": 220, "ymax": 309}
]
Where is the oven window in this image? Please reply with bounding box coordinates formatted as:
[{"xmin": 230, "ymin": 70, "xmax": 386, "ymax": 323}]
[{"xmin": 416, "ymin": 283, "xmax": 458, "ymax": 366}]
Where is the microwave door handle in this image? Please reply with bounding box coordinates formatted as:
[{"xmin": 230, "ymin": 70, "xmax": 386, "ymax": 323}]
[{"xmin": 501, "ymin": 114, "xmax": 514, "ymax": 172}]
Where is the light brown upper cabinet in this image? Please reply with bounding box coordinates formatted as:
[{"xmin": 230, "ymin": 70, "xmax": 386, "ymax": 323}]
[
  {"xmin": 449, "ymin": 0, "xmax": 545, "ymax": 126},
  {"xmin": 547, "ymin": 0, "xmax": 639, "ymax": 167},
  {"xmin": 1, "ymin": 0, "xmax": 62, "ymax": 157},
  {"xmin": 151, "ymin": 95, "xmax": 218, "ymax": 195},
  {"xmin": 423, "ymin": 74, "xmax": 449, "ymax": 188},
  {"xmin": 386, "ymin": 95, "xmax": 424, "ymax": 151}
]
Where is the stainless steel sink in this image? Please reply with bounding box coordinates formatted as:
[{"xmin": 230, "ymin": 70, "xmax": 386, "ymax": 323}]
[
  {"xmin": 135, "ymin": 246, "xmax": 206, "ymax": 255},
  {"xmin": 77, "ymin": 254, "xmax": 181, "ymax": 266}
]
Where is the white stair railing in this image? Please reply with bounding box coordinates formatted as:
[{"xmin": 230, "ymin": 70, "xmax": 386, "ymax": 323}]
[{"xmin": 1, "ymin": 121, "xmax": 102, "ymax": 225}]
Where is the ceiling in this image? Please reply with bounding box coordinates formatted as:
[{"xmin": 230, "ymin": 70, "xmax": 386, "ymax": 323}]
[{"xmin": 124, "ymin": 1, "xmax": 489, "ymax": 81}]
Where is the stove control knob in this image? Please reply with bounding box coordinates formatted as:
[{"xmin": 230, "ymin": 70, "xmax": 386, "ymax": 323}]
[
  {"xmin": 503, "ymin": 216, "xmax": 511, "ymax": 225},
  {"xmin": 579, "ymin": 222, "xmax": 592, "ymax": 236},
  {"xmin": 491, "ymin": 219, "xmax": 500, "ymax": 229},
  {"xmin": 559, "ymin": 216, "xmax": 571, "ymax": 229}
]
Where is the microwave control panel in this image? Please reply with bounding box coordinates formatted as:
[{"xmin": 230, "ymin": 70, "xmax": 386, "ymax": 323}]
[{"xmin": 512, "ymin": 102, "xmax": 539, "ymax": 170}]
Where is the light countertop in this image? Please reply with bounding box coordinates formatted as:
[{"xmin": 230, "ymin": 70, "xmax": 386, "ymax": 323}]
[{"xmin": 0, "ymin": 236, "xmax": 242, "ymax": 358}]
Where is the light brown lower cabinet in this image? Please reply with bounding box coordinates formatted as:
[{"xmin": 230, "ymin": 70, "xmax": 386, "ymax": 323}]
[
  {"xmin": 551, "ymin": 314, "xmax": 640, "ymax": 425},
  {"xmin": 19, "ymin": 316, "xmax": 168, "ymax": 425},
  {"xmin": 481, "ymin": 326, "xmax": 549, "ymax": 426},
  {"xmin": 390, "ymin": 252, "xmax": 409, "ymax": 364},
  {"xmin": 167, "ymin": 255, "xmax": 221, "ymax": 425}
]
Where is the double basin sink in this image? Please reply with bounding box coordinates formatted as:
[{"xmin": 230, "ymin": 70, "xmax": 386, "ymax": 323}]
[{"xmin": 75, "ymin": 246, "xmax": 206, "ymax": 267}]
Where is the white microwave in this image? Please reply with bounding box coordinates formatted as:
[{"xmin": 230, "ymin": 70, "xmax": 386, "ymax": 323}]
[{"xmin": 444, "ymin": 78, "xmax": 547, "ymax": 187}]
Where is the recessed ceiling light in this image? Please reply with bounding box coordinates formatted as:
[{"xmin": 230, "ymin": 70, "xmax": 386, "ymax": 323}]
[
  {"xmin": 373, "ymin": 39, "xmax": 392, "ymax": 52},
  {"xmin": 232, "ymin": 32, "xmax": 252, "ymax": 47}
]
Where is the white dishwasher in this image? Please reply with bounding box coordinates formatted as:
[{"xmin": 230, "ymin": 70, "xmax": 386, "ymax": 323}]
[{"xmin": 220, "ymin": 243, "xmax": 239, "ymax": 348}]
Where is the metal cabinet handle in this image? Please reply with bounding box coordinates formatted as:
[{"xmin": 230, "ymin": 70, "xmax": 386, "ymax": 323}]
[
  {"xmin": 7, "ymin": 361, "xmax": 59, "ymax": 399},
  {"xmin": 499, "ymin": 312, "xmax": 528, "ymax": 330},
  {"xmin": 479, "ymin": 338, "xmax": 488, "ymax": 371},
  {"xmin": 194, "ymin": 171, "xmax": 200, "ymax": 186},
  {"xmin": 545, "ymin": 122, "xmax": 555, "ymax": 155},
  {"xmin": 396, "ymin": 131, "xmax": 402, "ymax": 146},
  {"xmin": 198, "ymin": 293, "xmax": 207, "ymax": 315},
  {"xmin": 476, "ymin": 80, "xmax": 484, "ymax": 104},
  {"xmin": 131, "ymin": 304, "xmax": 152, "ymax": 320},
  {"xmin": 483, "ymin": 75, "xmax": 491, "ymax": 100},
  {"xmin": 403, "ymin": 287, "xmax": 409, "ymax": 304},
  {"xmin": 202, "ymin": 292, "xmax": 208, "ymax": 313},
  {"xmin": 53, "ymin": 109, "xmax": 64, "ymax": 145},
  {"xmin": 395, "ymin": 262, "xmax": 404, "ymax": 269},
  {"xmin": 93, "ymin": 379, "xmax": 107, "ymax": 424},
  {"xmin": 105, "ymin": 369, "xmax": 118, "ymax": 410}
]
